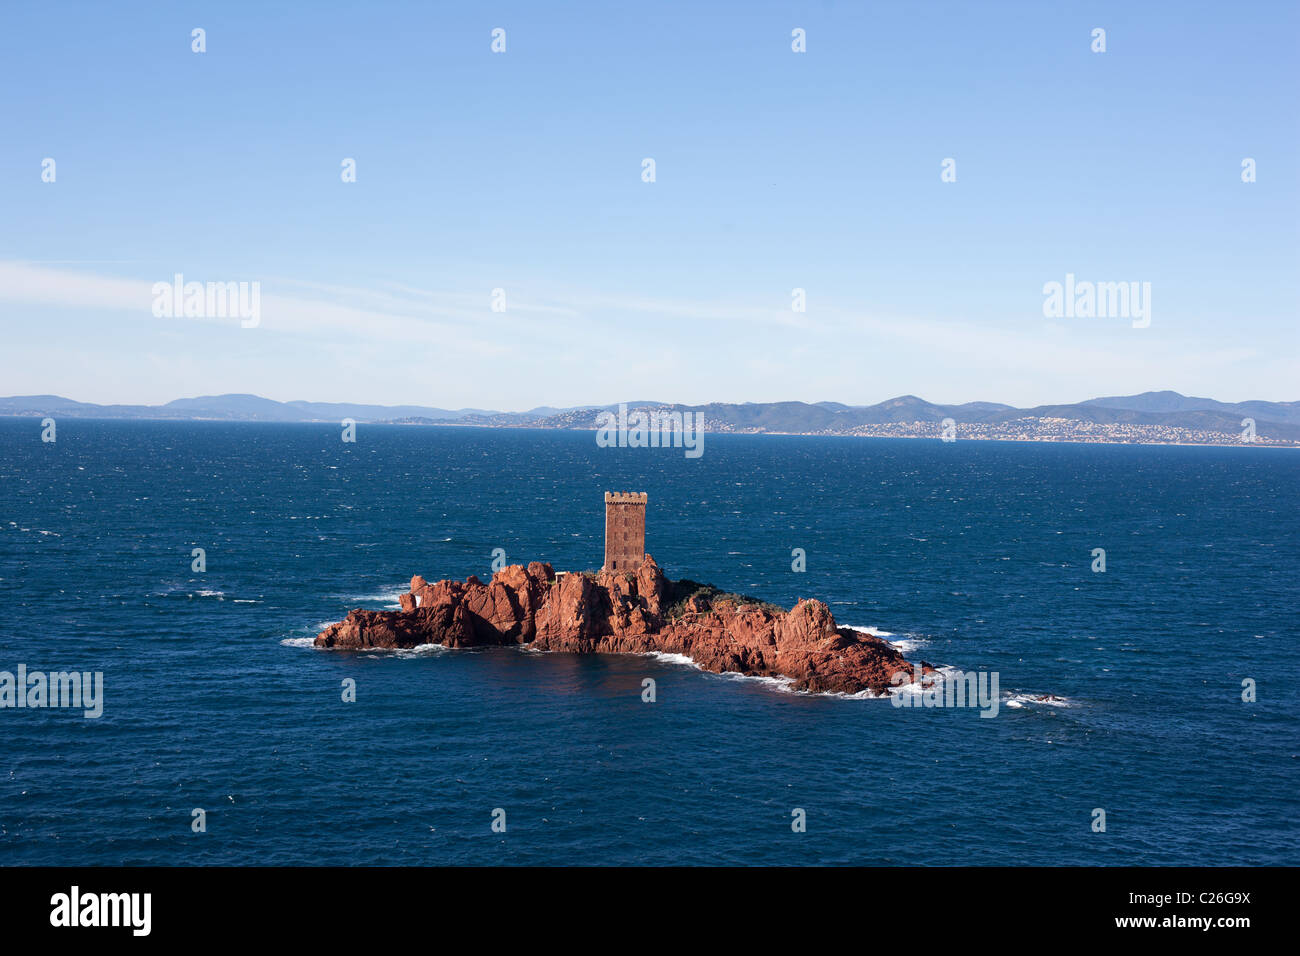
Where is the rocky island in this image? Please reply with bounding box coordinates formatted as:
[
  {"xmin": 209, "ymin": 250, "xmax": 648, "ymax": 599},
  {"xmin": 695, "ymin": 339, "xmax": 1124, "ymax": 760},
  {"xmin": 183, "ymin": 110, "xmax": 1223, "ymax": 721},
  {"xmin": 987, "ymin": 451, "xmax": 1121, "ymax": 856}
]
[
  {"xmin": 314, "ymin": 493, "xmax": 922, "ymax": 694},
  {"xmin": 313, "ymin": 554, "xmax": 919, "ymax": 696}
]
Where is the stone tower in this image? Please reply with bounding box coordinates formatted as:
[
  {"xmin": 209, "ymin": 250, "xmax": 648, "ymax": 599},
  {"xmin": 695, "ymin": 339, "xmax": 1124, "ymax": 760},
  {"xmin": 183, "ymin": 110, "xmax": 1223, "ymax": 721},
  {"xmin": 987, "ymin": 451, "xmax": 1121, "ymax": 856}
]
[{"xmin": 603, "ymin": 491, "xmax": 647, "ymax": 571}]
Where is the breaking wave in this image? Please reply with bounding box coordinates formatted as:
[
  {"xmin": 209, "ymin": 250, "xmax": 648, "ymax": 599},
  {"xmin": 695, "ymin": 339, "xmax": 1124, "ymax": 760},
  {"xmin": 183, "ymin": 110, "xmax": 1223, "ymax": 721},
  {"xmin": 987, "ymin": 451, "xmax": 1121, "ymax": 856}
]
[{"xmin": 844, "ymin": 623, "xmax": 928, "ymax": 656}]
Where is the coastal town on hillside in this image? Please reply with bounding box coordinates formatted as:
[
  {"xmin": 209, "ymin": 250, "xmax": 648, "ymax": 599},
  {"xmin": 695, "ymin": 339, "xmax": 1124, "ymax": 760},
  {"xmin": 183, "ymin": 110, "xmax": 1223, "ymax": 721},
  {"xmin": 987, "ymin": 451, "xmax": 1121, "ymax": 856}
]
[
  {"xmin": 389, "ymin": 408, "xmax": 1298, "ymax": 447},
  {"xmin": 835, "ymin": 418, "xmax": 1293, "ymax": 446}
]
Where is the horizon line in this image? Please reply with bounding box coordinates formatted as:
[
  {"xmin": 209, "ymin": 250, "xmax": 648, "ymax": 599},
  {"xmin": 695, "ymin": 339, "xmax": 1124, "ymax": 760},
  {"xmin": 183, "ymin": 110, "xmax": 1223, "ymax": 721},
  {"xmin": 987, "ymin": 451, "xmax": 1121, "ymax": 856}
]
[{"xmin": 3, "ymin": 388, "xmax": 1296, "ymax": 416}]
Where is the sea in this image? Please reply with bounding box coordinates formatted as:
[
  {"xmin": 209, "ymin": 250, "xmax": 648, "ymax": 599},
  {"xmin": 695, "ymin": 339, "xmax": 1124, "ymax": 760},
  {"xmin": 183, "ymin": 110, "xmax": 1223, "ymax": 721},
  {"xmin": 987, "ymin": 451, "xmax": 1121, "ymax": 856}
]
[{"xmin": 1, "ymin": 419, "xmax": 1296, "ymax": 865}]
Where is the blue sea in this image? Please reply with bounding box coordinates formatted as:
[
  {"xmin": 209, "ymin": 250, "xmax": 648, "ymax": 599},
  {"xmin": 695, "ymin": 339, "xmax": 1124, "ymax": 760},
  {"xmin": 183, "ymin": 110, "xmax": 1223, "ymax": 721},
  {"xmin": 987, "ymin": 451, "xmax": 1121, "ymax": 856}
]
[{"xmin": 1, "ymin": 420, "xmax": 1296, "ymax": 865}]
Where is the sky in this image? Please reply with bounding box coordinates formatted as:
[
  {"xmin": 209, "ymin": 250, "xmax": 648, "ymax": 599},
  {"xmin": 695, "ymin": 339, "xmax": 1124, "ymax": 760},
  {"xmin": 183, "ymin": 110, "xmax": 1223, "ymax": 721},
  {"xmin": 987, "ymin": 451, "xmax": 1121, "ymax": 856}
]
[{"xmin": 1, "ymin": 0, "xmax": 1296, "ymax": 410}]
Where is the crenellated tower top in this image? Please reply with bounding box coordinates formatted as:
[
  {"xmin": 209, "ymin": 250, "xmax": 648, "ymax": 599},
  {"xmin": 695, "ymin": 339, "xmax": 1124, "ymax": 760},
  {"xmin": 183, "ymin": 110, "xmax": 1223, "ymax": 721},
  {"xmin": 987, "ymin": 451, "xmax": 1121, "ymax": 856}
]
[
  {"xmin": 603, "ymin": 492, "xmax": 647, "ymax": 570},
  {"xmin": 604, "ymin": 491, "xmax": 648, "ymax": 505}
]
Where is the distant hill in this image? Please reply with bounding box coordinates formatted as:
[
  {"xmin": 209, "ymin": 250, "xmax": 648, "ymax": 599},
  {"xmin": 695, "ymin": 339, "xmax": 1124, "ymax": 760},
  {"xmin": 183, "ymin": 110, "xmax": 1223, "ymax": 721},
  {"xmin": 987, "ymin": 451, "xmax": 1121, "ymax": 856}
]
[
  {"xmin": 2, "ymin": 391, "xmax": 1297, "ymax": 440},
  {"xmin": 0, "ymin": 393, "xmax": 473, "ymax": 423},
  {"xmin": 0, "ymin": 394, "xmax": 675, "ymax": 423},
  {"xmin": 1082, "ymin": 390, "xmax": 1300, "ymax": 425}
]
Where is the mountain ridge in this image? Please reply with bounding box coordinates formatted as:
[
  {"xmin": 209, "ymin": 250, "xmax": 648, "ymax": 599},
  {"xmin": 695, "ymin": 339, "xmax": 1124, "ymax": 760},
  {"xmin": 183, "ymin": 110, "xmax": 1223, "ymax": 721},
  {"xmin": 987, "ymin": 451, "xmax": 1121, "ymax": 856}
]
[{"xmin": 2, "ymin": 390, "xmax": 1297, "ymax": 440}]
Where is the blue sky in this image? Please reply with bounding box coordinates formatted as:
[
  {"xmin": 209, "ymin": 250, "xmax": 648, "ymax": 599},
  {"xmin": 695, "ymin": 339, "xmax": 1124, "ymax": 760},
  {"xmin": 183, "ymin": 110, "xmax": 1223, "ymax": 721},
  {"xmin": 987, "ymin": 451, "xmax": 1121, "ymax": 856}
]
[{"xmin": 1, "ymin": 0, "xmax": 1296, "ymax": 409}]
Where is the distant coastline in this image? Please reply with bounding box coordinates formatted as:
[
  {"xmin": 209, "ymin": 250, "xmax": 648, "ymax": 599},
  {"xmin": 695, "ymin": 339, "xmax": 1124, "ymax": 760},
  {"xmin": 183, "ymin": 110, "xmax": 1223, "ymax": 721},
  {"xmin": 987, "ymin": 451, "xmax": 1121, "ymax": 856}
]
[
  {"xmin": 390, "ymin": 420, "xmax": 1299, "ymax": 449},
  {"xmin": 3, "ymin": 389, "xmax": 1297, "ymax": 447},
  {"xmin": 3, "ymin": 414, "xmax": 1296, "ymax": 449}
]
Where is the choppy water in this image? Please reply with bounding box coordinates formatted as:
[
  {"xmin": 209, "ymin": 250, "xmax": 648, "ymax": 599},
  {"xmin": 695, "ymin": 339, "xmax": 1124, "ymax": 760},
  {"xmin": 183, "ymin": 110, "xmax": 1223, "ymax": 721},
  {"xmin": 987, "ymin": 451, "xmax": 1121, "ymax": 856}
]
[{"xmin": 1, "ymin": 420, "xmax": 1296, "ymax": 864}]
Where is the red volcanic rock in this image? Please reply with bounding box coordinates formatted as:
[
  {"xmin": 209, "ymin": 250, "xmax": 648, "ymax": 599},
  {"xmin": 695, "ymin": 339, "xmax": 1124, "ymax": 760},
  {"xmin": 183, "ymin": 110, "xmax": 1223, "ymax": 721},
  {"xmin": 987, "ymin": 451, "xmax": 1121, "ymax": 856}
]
[{"xmin": 313, "ymin": 554, "xmax": 914, "ymax": 695}]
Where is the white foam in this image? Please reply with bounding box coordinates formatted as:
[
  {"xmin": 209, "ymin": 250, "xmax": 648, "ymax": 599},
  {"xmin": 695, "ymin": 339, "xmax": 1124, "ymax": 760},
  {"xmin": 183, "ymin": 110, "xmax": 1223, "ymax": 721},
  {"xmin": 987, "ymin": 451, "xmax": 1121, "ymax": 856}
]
[
  {"xmin": 4, "ymin": 524, "xmax": 61, "ymax": 537},
  {"xmin": 339, "ymin": 642, "xmax": 451, "ymax": 658},
  {"xmin": 887, "ymin": 637, "xmax": 928, "ymax": 655},
  {"xmin": 1005, "ymin": 693, "xmax": 1070, "ymax": 708},
  {"xmin": 641, "ymin": 651, "xmax": 699, "ymax": 669},
  {"xmin": 720, "ymin": 670, "xmax": 896, "ymax": 700},
  {"xmin": 634, "ymin": 649, "xmax": 899, "ymax": 700},
  {"xmin": 828, "ymin": 687, "xmax": 889, "ymax": 700},
  {"xmin": 845, "ymin": 624, "xmax": 929, "ymax": 656},
  {"xmin": 333, "ymin": 587, "xmax": 408, "ymax": 609},
  {"xmin": 716, "ymin": 671, "xmax": 797, "ymax": 692},
  {"xmin": 385, "ymin": 643, "xmax": 450, "ymax": 658},
  {"xmin": 887, "ymin": 679, "xmax": 926, "ymax": 700},
  {"xmin": 284, "ymin": 634, "xmax": 449, "ymax": 656},
  {"xmin": 885, "ymin": 664, "xmax": 963, "ymax": 701},
  {"xmin": 848, "ymin": 625, "xmax": 896, "ymax": 638},
  {"xmin": 640, "ymin": 652, "xmax": 888, "ymax": 700}
]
